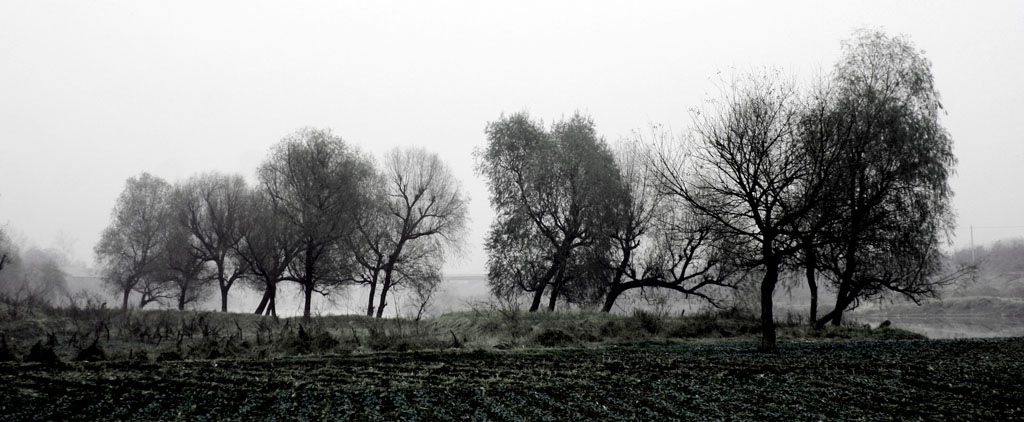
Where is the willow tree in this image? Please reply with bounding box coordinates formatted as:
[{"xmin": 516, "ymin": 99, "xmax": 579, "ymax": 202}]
[
  {"xmin": 813, "ymin": 30, "xmax": 958, "ymax": 327},
  {"xmin": 234, "ymin": 189, "xmax": 298, "ymax": 317},
  {"xmin": 159, "ymin": 219, "xmax": 213, "ymax": 310},
  {"xmin": 258, "ymin": 128, "xmax": 375, "ymax": 318},
  {"xmin": 478, "ymin": 112, "xmax": 621, "ymax": 312},
  {"xmin": 95, "ymin": 173, "xmax": 172, "ymax": 310}
]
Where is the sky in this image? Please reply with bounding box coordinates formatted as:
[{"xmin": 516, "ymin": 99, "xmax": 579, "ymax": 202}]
[{"xmin": 1, "ymin": 0, "xmax": 1023, "ymax": 277}]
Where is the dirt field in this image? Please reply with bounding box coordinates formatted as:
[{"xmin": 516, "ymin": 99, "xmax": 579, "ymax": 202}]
[{"xmin": 1, "ymin": 337, "xmax": 1021, "ymax": 421}]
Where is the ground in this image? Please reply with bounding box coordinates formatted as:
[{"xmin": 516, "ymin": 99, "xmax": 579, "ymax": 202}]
[{"xmin": 2, "ymin": 337, "xmax": 1022, "ymax": 421}]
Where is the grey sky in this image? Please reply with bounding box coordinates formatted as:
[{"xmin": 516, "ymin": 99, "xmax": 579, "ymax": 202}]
[{"xmin": 1, "ymin": 1, "xmax": 1022, "ymax": 275}]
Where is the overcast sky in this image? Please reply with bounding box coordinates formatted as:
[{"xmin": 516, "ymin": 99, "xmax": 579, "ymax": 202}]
[{"xmin": 1, "ymin": 1, "xmax": 1022, "ymax": 276}]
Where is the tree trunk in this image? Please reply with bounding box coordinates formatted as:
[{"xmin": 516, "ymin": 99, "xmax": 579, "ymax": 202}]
[
  {"xmin": 366, "ymin": 280, "xmax": 378, "ymax": 317},
  {"xmin": 266, "ymin": 293, "xmax": 277, "ymax": 317},
  {"xmin": 255, "ymin": 289, "xmax": 270, "ymax": 315},
  {"xmin": 121, "ymin": 289, "xmax": 130, "ymax": 311},
  {"xmin": 831, "ymin": 308, "xmax": 844, "ymax": 326},
  {"xmin": 546, "ymin": 265, "xmax": 567, "ymax": 312},
  {"xmin": 815, "ymin": 286, "xmax": 853, "ymax": 329},
  {"xmin": 220, "ymin": 284, "xmax": 229, "ymax": 312},
  {"xmin": 375, "ymin": 280, "xmax": 391, "ymax": 319},
  {"xmin": 529, "ymin": 285, "xmax": 545, "ymax": 312},
  {"xmin": 759, "ymin": 259, "xmax": 780, "ymax": 353},
  {"xmin": 601, "ymin": 285, "xmax": 625, "ymax": 313},
  {"xmin": 177, "ymin": 293, "xmax": 186, "ymax": 311},
  {"xmin": 302, "ymin": 282, "xmax": 313, "ymax": 319},
  {"xmin": 546, "ymin": 281, "xmax": 560, "ymax": 311},
  {"xmin": 806, "ymin": 266, "xmax": 818, "ymax": 325}
]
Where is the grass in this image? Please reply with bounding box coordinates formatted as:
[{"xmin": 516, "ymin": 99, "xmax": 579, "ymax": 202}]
[
  {"xmin": 858, "ymin": 295, "xmax": 1024, "ymax": 318},
  {"xmin": 2, "ymin": 300, "xmax": 1018, "ymax": 420},
  {"xmin": 0, "ymin": 301, "xmax": 924, "ymax": 363}
]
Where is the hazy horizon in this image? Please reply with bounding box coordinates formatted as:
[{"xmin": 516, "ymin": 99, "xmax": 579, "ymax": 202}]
[{"xmin": 3, "ymin": 1, "xmax": 1023, "ymax": 277}]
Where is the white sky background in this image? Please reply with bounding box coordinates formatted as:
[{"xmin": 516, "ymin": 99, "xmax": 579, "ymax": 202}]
[{"xmin": 1, "ymin": 1, "xmax": 1023, "ymax": 276}]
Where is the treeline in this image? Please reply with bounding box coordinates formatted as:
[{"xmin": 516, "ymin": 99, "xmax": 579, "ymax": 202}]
[
  {"xmin": 6, "ymin": 29, "xmax": 966, "ymax": 353},
  {"xmin": 476, "ymin": 29, "xmax": 966, "ymax": 352},
  {"xmin": 93, "ymin": 129, "xmax": 467, "ymax": 319}
]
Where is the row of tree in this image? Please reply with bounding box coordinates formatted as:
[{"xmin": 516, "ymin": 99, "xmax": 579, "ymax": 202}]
[
  {"xmin": 476, "ymin": 29, "xmax": 963, "ymax": 352},
  {"xmin": 94, "ymin": 129, "xmax": 468, "ymax": 318}
]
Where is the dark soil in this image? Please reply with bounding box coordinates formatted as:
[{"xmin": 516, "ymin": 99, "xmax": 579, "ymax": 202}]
[{"xmin": 1, "ymin": 338, "xmax": 1021, "ymax": 421}]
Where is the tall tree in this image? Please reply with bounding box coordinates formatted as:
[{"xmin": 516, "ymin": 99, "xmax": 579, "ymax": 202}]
[
  {"xmin": 478, "ymin": 112, "xmax": 621, "ymax": 311},
  {"xmin": 258, "ymin": 128, "xmax": 374, "ymax": 318},
  {"xmin": 365, "ymin": 148, "xmax": 467, "ymax": 318},
  {"xmin": 94, "ymin": 173, "xmax": 171, "ymax": 310},
  {"xmin": 175, "ymin": 173, "xmax": 249, "ymax": 312},
  {"xmin": 652, "ymin": 73, "xmax": 840, "ymax": 352},
  {"xmin": 813, "ymin": 30, "xmax": 958, "ymax": 327}
]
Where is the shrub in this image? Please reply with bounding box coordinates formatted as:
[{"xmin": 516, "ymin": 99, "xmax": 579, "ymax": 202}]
[
  {"xmin": 75, "ymin": 340, "xmax": 107, "ymax": 362},
  {"xmin": 632, "ymin": 310, "xmax": 663, "ymax": 335},
  {"xmin": 25, "ymin": 340, "xmax": 60, "ymax": 364},
  {"xmin": 532, "ymin": 328, "xmax": 577, "ymax": 347},
  {"xmin": 0, "ymin": 336, "xmax": 19, "ymax": 362}
]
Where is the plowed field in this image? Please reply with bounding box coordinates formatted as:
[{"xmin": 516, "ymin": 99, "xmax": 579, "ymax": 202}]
[{"xmin": 2, "ymin": 338, "xmax": 1022, "ymax": 421}]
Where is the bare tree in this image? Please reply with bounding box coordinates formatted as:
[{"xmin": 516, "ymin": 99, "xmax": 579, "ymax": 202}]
[
  {"xmin": 134, "ymin": 271, "xmax": 175, "ymax": 309},
  {"xmin": 347, "ymin": 182, "xmax": 391, "ymax": 316},
  {"xmin": 258, "ymin": 128, "xmax": 375, "ymax": 318},
  {"xmin": 596, "ymin": 136, "xmax": 741, "ymax": 312},
  {"xmin": 175, "ymin": 173, "xmax": 249, "ymax": 312},
  {"xmin": 650, "ymin": 72, "xmax": 840, "ymax": 352},
  {"xmin": 94, "ymin": 173, "xmax": 172, "ymax": 311},
  {"xmin": 407, "ymin": 258, "xmax": 443, "ymax": 322},
  {"xmin": 358, "ymin": 148, "xmax": 468, "ymax": 318}
]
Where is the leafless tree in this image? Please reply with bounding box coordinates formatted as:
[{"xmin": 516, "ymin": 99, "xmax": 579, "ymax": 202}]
[
  {"xmin": 596, "ymin": 136, "xmax": 742, "ymax": 312},
  {"xmin": 649, "ymin": 72, "xmax": 840, "ymax": 352},
  {"xmin": 174, "ymin": 173, "xmax": 249, "ymax": 312},
  {"xmin": 353, "ymin": 147, "xmax": 467, "ymax": 318}
]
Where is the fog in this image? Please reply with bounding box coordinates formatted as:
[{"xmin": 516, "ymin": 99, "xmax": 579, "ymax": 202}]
[{"xmin": 2, "ymin": 2, "xmax": 1024, "ymax": 320}]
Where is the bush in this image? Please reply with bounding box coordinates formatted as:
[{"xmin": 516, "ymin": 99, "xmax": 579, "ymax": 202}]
[
  {"xmin": 532, "ymin": 328, "xmax": 578, "ymax": 348},
  {"xmin": 632, "ymin": 310, "xmax": 663, "ymax": 335},
  {"xmin": 75, "ymin": 340, "xmax": 107, "ymax": 362},
  {"xmin": 25, "ymin": 340, "xmax": 60, "ymax": 364},
  {"xmin": 0, "ymin": 336, "xmax": 19, "ymax": 362}
]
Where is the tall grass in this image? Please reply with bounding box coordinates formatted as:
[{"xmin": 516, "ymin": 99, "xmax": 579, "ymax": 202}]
[{"xmin": 0, "ymin": 299, "xmax": 923, "ymax": 363}]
